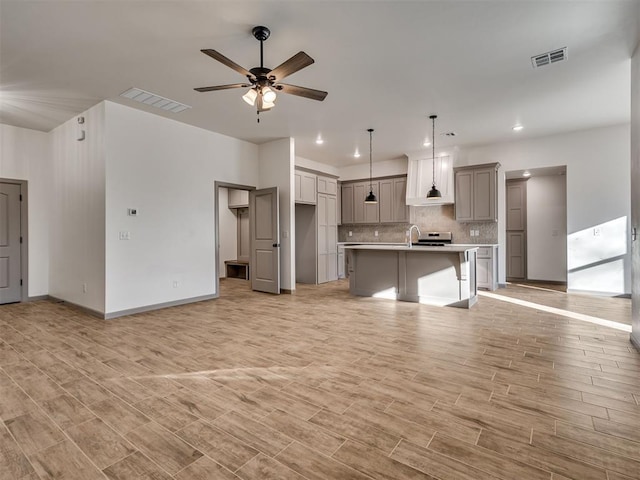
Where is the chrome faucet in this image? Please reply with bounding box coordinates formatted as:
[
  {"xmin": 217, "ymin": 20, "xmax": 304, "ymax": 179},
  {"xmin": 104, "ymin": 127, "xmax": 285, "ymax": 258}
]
[{"xmin": 408, "ymin": 224, "xmax": 421, "ymax": 247}]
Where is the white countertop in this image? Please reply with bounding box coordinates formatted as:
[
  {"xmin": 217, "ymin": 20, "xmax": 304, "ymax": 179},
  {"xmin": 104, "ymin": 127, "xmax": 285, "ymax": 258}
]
[{"xmin": 343, "ymin": 244, "xmax": 478, "ymax": 253}]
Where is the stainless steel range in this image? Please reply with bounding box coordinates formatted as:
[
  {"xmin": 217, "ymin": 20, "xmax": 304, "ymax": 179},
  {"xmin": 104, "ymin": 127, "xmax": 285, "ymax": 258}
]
[{"xmin": 413, "ymin": 231, "xmax": 453, "ymax": 247}]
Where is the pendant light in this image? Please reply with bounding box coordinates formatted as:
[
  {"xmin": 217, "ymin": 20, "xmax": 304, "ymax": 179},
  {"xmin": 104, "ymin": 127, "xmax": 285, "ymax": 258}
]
[
  {"xmin": 426, "ymin": 114, "xmax": 442, "ymax": 199},
  {"xmin": 364, "ymin": 128, "xmax": 378, "ymax": 204}
]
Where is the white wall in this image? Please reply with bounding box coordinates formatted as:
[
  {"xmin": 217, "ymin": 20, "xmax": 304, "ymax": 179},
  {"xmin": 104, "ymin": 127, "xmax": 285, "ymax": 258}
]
[
  {"xmin": 104, "ymin": 101, "xmax": 259, "ymax": 314},
  {"xmin": 49, "ymin": 103, "xmax": 106, "ymax": 311},
  {"xmin": 295, "ymin": 156, "xmax": 340, "ymax": 177},
  {"xmin": 631, "ymin": 41, "xmax": 640, "ymax": 345},
  {"xmin": 0, "ymin": 124, "xmax": 50, "ymax": 297},
  {"xmin": 218, "ymin": 187, "xmax": 237, "ymax": 278},
  {"xmin": 259, "ymin": 138, "xmax": 295, "ymax": 292},
  {"xmin": 462, "ymin": 124, "xmax": 631, "ymax": 295},
  {"xmin": 526, "ymin": 175, "xmax": 567, "ymax": 282},
  {"xmin": 338, "ymin": 157, "xmax": 408, "ymax": 181}
]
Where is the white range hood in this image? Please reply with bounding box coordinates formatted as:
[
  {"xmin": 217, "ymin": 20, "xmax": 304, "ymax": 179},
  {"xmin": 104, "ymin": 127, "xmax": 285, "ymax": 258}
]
[{"xmin": 405, "ymin": 149, "xmax": 456, "ymax": 206}]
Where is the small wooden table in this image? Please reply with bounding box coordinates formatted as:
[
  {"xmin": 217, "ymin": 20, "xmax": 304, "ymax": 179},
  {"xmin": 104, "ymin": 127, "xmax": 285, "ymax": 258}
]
[{"xmin": 225, "ymin": 260, "xmax": 250, "ymax": 280}]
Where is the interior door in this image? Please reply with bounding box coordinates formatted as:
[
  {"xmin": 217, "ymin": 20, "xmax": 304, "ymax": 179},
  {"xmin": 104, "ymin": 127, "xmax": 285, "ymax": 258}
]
[
  {"xmin": 506, "ymin": 179, "xmax": 527, "ymax": 281},
  {"xmin": 250, "ymin": 187, "xmax": 280, "ymax": 294},
  {"xmin": 0, "ymin": 183, "xmax": 22, "ymax": 304}
]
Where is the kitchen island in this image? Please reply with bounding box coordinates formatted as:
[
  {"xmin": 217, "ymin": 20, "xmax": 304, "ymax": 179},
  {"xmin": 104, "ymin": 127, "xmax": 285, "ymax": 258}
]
[{"xmin": 344, "ymin": 244, "xmax": 478, "ymax": 308}]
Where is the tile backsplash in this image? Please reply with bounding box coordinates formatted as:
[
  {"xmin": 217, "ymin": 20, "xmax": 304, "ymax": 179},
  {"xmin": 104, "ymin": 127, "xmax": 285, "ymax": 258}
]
[{"xmin": 338, "ymin": 205, "xmax": 498, "ymax": 244}]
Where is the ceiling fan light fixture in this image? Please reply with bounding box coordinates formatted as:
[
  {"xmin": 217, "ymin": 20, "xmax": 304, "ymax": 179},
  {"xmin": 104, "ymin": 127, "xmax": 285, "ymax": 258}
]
[
  {"xmin": 242, "ymin": 88, "xmax": 257, "ymax": 106},
  {"xmin": 262, "ymin": 86, "xmax": 277, "ymax": 103}
]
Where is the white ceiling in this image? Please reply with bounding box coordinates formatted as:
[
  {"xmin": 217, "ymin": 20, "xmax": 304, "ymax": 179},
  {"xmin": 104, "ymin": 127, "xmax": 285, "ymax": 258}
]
[{"xmin": 1, "ymin": 1, "xmax": 638, "ymax": 168}]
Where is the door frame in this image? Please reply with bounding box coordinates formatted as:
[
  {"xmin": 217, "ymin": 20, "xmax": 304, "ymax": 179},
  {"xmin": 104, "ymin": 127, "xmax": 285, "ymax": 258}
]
[
  {"xmin": 213, "ymin": 181, "xmax": 255, "ymax": 297},
  {"xmin": 0, "ymin": 178, "xmax": 28, "ymax": 303}
]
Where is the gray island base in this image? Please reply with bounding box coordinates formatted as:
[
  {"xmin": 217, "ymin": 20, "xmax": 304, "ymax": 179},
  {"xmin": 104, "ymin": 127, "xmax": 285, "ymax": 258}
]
[{"xmin": 345, "ymin": 245, "xmax": 478, "ymax": 308}]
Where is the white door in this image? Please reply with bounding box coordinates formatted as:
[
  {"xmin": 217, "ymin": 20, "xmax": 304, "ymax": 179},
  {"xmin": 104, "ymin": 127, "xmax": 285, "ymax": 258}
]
[
  {"xmin": 0, "ymin": 183, "xmax": 22, "ymax": 304},
  {"xmin": 250, "ymin": 187, "xmax": 280, "ymax": 294}
]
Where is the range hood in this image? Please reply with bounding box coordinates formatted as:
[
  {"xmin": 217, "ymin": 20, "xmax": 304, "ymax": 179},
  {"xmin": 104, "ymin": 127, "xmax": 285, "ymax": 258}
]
[{"xmin": 405, "ymin": 149, "xmax": 456, "ymax": 206}]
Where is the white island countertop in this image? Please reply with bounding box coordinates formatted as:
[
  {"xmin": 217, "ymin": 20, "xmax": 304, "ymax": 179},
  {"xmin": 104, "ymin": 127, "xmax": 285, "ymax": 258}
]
[{"xmin": 343, "ymin": 244, "xmax": 478, "ymax": 253}]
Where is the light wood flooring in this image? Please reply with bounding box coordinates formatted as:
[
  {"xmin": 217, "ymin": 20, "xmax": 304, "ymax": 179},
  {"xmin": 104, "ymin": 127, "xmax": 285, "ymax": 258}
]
[{"xmin": 0, "ymin": 279, "xmax": 638, "ymax": 480}]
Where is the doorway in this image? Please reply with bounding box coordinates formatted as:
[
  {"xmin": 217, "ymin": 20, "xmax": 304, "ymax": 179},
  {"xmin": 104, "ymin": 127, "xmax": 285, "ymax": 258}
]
[
  {"xmin": 0, "ymin": 180, "xmax": 27, "ymax": 304},
  {"xmin": 215, "ymin": 182, "xmax": 254, "ymax": 296},
  {"xmin": 505, "ymin": 167, "xmax": 567, "ymax": 285}
]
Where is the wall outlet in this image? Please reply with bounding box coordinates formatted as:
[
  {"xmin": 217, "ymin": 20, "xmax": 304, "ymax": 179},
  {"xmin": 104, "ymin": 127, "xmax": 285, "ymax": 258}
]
[
  {"xmin": 348, "ymin": 231, "xmax": 353, "ymax": 237},
  {"xmin": 119, "ymin": 231, "xmax": 131, "ymax": 240},
  {"xmin": 374, "ymin": 230, "xmax": 379, "ymax": 237},
  {"xmin": 172, "ymin": 280, "xmax": 179, "ymax": 288},
  {"xmin": 470, "ymin": 229, "xmax": 475, "ymax": 237},
  {"xmin": 475, "ymin": 230, "xmax": 480, "ymax": 236},
  {"xmin": 283, "ymin": 230, "xmax": 289, "ymax": 239},
  {"xmin": 593, "ymin": 227, "xmax": 601, "ymax": 237}
]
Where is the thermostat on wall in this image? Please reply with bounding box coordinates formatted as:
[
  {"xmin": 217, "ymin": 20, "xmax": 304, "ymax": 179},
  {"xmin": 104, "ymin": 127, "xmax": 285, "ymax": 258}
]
[{"xmin": 127, "ymin": 208, "xmax": 138, "ymax": 216}]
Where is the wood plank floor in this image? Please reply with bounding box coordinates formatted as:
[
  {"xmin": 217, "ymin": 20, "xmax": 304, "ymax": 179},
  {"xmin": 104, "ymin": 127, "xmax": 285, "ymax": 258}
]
[{"xmin": 0, "ymin": 279, "xmax": 638, "ymax": 480}]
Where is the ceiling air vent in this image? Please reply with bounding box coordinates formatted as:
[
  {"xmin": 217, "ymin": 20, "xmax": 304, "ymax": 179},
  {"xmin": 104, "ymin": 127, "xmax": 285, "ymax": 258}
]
[
  {"xmin": 120, "ymin": 88, "xmax": 191, "ymax": 113},
  {"xmin": 531, "ymin": 47, "xmax": 567, "ymax": 68}
]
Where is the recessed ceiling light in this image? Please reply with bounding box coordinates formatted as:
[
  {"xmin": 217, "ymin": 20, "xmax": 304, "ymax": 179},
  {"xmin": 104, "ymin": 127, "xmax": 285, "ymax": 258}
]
[
  {"xmin": 513, "ymin": 124, "xmax": 524, "ymax": 131},
  {"xmin": 354, "ymin": 150, "xmax": 361, "ymax": 158},
  {"xmin": 423, "ymin": 139, "xmax": 431, "ymax": 147},
  {"xmin": 315, "ymin": 136, "xmax": 324, "ymax": 145},
  {"xmin": 523, "ymin": 170, "xmax": 531, "ymax": 177}
]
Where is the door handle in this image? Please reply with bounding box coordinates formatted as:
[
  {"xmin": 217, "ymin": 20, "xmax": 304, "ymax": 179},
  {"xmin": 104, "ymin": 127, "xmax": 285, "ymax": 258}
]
[{"xmin": 273, "ymin": 243, "xmax": 280, "ymax": 248}]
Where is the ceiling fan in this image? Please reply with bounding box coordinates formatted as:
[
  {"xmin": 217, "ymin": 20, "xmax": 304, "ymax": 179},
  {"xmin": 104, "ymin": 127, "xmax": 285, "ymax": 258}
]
[{"xmin": 194, "ymin": 26, "xmax": 328, "ymax": 118}]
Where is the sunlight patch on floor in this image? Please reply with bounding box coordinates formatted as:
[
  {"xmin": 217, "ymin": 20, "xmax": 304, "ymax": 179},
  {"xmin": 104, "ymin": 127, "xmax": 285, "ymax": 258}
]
[{"xmin": 478, "ymin": 290, "xmax": 631, "ymax": 332}]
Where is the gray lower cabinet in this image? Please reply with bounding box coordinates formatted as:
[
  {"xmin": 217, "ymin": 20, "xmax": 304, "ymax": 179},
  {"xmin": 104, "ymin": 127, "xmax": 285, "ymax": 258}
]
[
  {"xmin": 476, "ymin": 245, "xmax": 498, "ymax": 290},
  {"xmin": 317, "ymin": 193, "xmax": 338, "ymax": 283},
  {"xmin": 455, "ymin": 163, "xmax": 500, "ymax": 222}
]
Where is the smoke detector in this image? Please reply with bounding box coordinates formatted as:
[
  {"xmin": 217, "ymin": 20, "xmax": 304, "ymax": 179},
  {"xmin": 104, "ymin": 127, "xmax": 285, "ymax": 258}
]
[{"xmin": 531, "ymin": 47, "xmax": 567, "ymax": 68}]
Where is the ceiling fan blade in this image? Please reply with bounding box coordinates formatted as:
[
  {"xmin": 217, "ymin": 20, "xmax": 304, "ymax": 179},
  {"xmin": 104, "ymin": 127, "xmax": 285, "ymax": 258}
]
[
  {"xmin": 194, "ymin": 83, "xmax": 251, "ymax": 92},
  {"xmin": 277, "ymin": 83, "xmax": 328, "ymax": 101},
  {"xmin": 270, "ymin": 52, "xmax": 314, "ymax": 81},
  {"xmin": 201, "ymin": 49, "xmax": 252, "ymax": 77}
]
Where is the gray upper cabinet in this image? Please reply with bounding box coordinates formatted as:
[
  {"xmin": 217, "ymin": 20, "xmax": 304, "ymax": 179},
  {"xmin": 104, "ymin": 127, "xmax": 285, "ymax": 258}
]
[
  {"xmin": 294, "ymin": 170, "xmax": 317, "ymax": 204},
  {"xmin": 317, "ymin": 176, "xmax": 338, "ymax": 195},
  {"xmin": 341, "ymin": 175, "xmax": 408, "ymax": 225},
  {"xmin": 379, "ymin": 177, "xmax": 409, "ymax": 223},
  {"xmin": 353, "ymin": 181, "xmax": 379, "ymax": 224},
  {"xmin": 454, "ymin": 163, "xmax": 500, "ymax": 222},
  {"xmin": 341, "ymin": 183, "xmax": 354, "ymax": 224}
]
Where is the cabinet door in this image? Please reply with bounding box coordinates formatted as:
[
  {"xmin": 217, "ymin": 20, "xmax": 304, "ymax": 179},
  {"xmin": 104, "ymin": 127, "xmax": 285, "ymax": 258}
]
[
  {"xmin": 393, "ymin": 177, "xmax": 409, "ymax": 222},
  {"xmin": 455, "ymin": 171, "xmax": 474, "ymax": 221},
  {"xmin": 353, "ymin": 183, "xmax": 367, "ymax": 223},
  {"xmin": 379, "ymin": 179, "xmax": 394, "ymax": 223},
  {"xmin": 476, "ymin": 257, "xmax": 490, "ymax": 289},
  {"xmin": 317, "ymin": 193, "xmax": 328, "ymax": 283},
  {"xmin": 294, "ymin": 172, "xmax": 302, "ymax": 202},
  {"xmin": 363, "ymin": 182, "xmax": 380, "ymax": 224},
  {"xmin": 341, "ymin": 184, "xmax": 354, "ymax": 224},
  {"xmin": 318, "ymin": 176, "xmax": 338, "ymax": 195},
  {"xmin": 473, "ymin": 168, "xmax": 496, "ymax": 221},
  {"xmin": 302, "ymin": 173, "xmax": 317, "ymax": 204}
]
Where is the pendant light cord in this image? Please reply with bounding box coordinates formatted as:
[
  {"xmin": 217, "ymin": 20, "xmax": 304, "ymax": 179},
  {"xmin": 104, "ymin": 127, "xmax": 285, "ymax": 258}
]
[
  {"xmin": 368, "ymin": 128, "xmax": 374, "ymax": 191},
  {"xmin": 432, "ymin": 115, "xmax": 436, "ymax": 187}
]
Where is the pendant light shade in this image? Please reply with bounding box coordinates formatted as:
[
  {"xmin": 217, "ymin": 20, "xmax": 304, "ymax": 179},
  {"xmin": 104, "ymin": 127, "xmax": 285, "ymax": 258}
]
[
  {"xmin": 242, "ymin": 88, "xmax": 258, "ymax": 106},
  {"xmin": 427, "ymin": 114, "xmax": 442, "ymax": 199},
  {"xmin": 364, "ymin": 128, "xmax": 378, "ymax": 204}
]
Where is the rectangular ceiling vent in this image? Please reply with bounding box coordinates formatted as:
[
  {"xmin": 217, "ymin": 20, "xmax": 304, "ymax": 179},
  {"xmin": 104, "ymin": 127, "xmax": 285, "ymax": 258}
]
[
  {"xmin": 531, "ymin": 47, "xmax": 567, "ymax": 68},
  {"xmin": 120, "ymin": 88, "xmax": 191, "ymax": 113}
]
